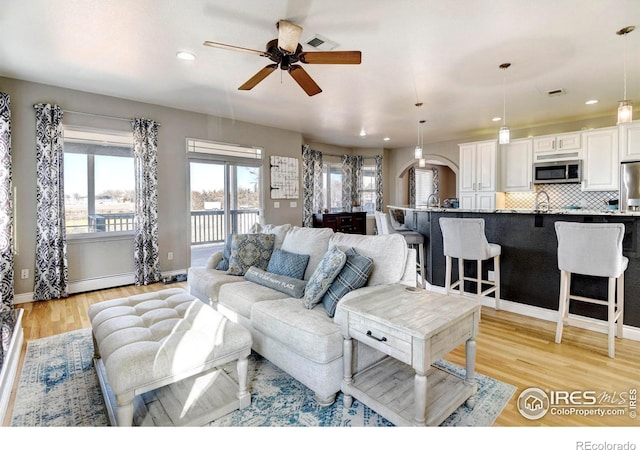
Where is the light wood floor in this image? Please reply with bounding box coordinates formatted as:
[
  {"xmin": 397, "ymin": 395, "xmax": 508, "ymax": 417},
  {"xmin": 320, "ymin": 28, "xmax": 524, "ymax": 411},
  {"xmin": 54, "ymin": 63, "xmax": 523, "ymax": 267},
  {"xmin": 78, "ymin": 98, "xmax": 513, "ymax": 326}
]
[{"xmin": 5, "ymin": 281, "xmax": 640, "ymax": 427}]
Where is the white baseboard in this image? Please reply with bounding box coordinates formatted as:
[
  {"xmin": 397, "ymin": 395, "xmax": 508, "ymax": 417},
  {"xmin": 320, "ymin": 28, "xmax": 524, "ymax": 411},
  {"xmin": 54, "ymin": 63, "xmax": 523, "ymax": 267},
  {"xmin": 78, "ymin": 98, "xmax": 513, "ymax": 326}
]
[
  {"xmin": 426, "ymin": 282, "xmax": 640, "ymax": 342},
  {"xmin": 13, "ymin": 269, "xmax": 188, "ymax": 305}
]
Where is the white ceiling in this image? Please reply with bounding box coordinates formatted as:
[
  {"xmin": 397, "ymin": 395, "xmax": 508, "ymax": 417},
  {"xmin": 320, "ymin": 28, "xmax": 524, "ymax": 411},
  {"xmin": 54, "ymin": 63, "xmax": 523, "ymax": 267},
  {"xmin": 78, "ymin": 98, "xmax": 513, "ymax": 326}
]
[{"xmin": 1, "ymin": 0, "xmax": 639, "ymax": 148}]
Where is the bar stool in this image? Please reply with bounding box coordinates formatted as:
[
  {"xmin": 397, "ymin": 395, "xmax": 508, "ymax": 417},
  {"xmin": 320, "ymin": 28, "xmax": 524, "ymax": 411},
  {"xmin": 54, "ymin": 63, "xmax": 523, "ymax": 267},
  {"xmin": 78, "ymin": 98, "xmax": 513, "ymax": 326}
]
[
  {"xmin": 374, "ymin": 211, "xmax": 426, "ymax": 289},
  {"xmin": 438, "ymin": 217, "xmax": 501, "ymax": 310},
  {"xmin": 554, "ymin": 222, "xmax": 628, "ymax": 358}
]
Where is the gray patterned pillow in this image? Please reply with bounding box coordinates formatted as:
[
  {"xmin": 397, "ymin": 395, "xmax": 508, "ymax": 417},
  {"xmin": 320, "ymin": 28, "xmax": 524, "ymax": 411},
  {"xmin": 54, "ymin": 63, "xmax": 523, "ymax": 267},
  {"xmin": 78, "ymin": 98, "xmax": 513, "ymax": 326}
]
[
  {"xmin": 322, "ymin": 248, "xmax": 374, "ymax": 318},
  {"xmin": 267, "ymin": 248, "xmax": 310, "ymax": 280},
  {"xmin": 227, "ymin": 233, "xmax": 276, "ymax": 276},
  {"xmin": 303, "ymin": 246, "xmax": 347, "ymax": 309},
  {"xmin": 215, "ymin": 234, "xmax": 233, "ymax": 271},
  {"xmin": 245, "ymin": 266, "xmax": 307, "ymax": 298}
]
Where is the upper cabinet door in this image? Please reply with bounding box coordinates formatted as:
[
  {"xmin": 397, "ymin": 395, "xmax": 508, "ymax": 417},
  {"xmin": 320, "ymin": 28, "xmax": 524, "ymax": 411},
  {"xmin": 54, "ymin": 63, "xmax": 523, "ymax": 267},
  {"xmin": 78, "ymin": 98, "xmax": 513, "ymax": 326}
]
[
  {"xmin": 476, "ymin": 141, "xmax": 497, "ymax": 192},
  {"xmin": 582, "ymin": 127, "xmax": 619, "ymax": 191},
  {"xmin": 620, "ymin": 120, "xmax": 640, "ymax": 161},
  {"xmin": 501, "ymin": 139, "xmax": 533, "ymax": 192}
]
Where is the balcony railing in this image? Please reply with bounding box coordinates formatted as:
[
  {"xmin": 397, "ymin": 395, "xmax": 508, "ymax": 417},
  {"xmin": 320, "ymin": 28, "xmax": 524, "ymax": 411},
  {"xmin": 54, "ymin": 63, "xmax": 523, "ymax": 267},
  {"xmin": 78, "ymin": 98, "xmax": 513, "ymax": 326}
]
[{"xmin": 71, "ymin": 209, "xmax": 259, "ymax": 244}]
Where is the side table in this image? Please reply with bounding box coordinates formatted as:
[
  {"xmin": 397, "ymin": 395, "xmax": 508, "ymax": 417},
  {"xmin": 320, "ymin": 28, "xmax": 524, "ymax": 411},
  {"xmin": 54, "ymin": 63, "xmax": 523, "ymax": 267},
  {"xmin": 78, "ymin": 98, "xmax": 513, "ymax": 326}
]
[{"xmin": 336, "ymin": 284, "xmax": 480, "ymax": 426}]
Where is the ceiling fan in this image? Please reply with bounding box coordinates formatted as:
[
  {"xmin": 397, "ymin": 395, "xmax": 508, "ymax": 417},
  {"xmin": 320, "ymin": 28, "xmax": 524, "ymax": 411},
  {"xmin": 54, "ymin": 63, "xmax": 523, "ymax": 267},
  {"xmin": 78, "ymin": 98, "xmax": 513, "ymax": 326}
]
[{"xmin": 203, "ymin": 20, "xmax": 362, "ymax": 96}]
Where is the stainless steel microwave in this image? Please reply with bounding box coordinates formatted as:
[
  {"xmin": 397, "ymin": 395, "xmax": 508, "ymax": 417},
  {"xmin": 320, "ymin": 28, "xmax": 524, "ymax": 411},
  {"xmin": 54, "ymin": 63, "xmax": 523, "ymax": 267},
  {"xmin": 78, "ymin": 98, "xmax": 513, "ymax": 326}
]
[{"xmin": 533, "ymin": 160, "xmax": 582, "ymax": 184}]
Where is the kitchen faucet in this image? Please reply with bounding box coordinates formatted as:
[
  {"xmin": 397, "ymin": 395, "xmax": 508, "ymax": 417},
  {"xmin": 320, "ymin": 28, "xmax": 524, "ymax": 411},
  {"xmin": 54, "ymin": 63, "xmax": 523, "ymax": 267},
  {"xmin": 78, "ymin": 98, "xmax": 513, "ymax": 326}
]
[
  {"xmin": 427, "ymin": 193, "xmax": 440, "ymax": 208},
  {"xmin": 535, "ymin": 190, "xmax": 551, "ymax": 212}
]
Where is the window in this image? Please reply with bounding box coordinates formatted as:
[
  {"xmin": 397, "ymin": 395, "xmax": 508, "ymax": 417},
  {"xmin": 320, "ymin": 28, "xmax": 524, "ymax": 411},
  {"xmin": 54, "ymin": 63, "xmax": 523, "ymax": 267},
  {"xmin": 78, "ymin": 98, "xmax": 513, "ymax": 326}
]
[
  {"xmin": 360, "ymin": 165, "xmax": 377, "ymax": 214},
  {"xmin": 322, "ymin": 163, "xmax": 342, "ymax": 212},
  {"xmin": 414, "ymin": 168, "xmax": 434, "ymax": 206},
  {"xmin": 63, "ymin": 127, "xmax": 134, "ymax": 235}
]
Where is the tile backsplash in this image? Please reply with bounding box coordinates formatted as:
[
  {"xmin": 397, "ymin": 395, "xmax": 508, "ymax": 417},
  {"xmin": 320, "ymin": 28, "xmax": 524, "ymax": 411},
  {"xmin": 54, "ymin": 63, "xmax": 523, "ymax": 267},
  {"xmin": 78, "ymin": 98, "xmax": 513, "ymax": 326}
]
[{"xmin": 504, "ymin": 184, "xmax": 618, "ymax": 210}]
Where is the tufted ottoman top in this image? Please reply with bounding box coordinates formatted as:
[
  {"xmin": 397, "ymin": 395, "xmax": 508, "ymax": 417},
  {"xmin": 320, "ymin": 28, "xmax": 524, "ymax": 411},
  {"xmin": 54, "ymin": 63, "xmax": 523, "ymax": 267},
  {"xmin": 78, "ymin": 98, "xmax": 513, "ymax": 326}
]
[{"xmin": 88, "ymin": 288, "xmax": 252, "ymax": 395}]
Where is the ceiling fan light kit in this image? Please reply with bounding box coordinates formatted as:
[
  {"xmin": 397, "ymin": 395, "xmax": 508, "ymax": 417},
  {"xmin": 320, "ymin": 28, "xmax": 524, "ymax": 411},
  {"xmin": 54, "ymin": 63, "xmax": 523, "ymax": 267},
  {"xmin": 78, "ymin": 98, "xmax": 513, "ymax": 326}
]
[
  {"xmin": 617, "ymin": 25, "xmax": 635, "ymax": 124},
  {"xmin": 203, "ymin": 20, "xmax": 361, "ymax": 96}
]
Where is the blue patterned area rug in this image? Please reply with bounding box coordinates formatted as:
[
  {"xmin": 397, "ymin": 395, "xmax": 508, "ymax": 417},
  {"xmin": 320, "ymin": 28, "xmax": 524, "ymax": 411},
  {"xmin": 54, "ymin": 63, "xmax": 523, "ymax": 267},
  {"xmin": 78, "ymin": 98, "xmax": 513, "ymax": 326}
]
[{"xmin": 10, "ymin": 328, "xmax": 515, "ymax": 427}]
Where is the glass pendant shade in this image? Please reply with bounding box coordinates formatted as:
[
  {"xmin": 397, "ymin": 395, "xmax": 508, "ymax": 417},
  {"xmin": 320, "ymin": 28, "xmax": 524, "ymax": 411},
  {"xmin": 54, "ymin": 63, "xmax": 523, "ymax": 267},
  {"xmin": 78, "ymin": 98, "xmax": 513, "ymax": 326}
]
[
  {"xmin": 499, "ymin": 125, "xmax": 510, "ymax": 144},
  {"xmin": 618, "ymin": 100, "xmax": 633, "ymax": 124},
  {"xmin": 414, "ymin": 146, "xmax": 423, "ymax": 159}
]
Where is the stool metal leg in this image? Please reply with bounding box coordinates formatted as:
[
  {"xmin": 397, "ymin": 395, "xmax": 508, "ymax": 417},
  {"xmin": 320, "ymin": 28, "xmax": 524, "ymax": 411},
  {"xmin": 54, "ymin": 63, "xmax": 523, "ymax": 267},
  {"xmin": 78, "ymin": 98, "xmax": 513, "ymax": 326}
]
[
  {"xmin": 617, "ymin": 274, "xmax": 625, "ymax": 340},
  {"xmin": 555, "ymin": 270, "xmax": 570, "ymax": 344},
  {"xmin": 608, "ymin": 277, "xmax": 616, "ymax": 358},
  {"xmin": 494, "ymin": 255, "xmax": 501, "ymax": 310}
]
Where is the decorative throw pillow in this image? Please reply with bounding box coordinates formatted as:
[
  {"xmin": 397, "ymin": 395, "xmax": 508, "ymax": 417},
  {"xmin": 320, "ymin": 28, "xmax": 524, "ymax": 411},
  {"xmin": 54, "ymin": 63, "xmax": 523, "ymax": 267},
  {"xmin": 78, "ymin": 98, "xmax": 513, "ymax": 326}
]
[
  {"xmin": 227, "ymin": 233, "xmax": 276, "ymax": 276},
  {"xmin": 303, "ymin": 246, "xmax": 347, "ymax": 309},
  {"xmin": 244, "ymin": 266, "xmax": 307, "ymax": 298},
  {"xmin": 215, "ymin": 234, "xmax": 233, "ymax": 271},
  {"xmin": 267, "ymin": 248, "xmax": 310, "ymax": 280},
  {"xmin": 322, "ymin": 248, "xmax": 374, "ymax": 318}
]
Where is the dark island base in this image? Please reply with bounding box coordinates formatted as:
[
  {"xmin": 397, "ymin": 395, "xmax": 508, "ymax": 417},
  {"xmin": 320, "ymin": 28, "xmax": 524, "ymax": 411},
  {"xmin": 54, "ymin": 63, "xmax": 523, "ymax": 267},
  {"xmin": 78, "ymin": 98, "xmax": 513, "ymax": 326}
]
[{"xmin": 405, "ymin": 210, "xmax": 639, "ymax": 328}]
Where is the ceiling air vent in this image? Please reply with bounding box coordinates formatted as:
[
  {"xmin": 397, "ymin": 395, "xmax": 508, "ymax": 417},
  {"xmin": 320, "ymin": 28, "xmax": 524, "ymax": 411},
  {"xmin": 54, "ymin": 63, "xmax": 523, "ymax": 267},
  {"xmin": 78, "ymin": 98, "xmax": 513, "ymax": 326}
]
[
  {"xmin": 547, "ymin": 88, "xmax": 566, "ymax": 97},
  {"xmin": 305, "ymin": 34, "xmax": 338, "ymax": 51}
]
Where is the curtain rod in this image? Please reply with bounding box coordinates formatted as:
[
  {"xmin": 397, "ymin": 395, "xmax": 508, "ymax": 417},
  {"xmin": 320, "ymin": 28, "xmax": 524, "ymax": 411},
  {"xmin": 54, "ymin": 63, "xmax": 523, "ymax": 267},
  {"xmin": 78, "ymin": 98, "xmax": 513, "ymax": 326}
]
[
  {"xmin": 62, "ymin": 109, "xmax": 161, "ymax": 126},
  {"xmin": 320, "ymin": 152, "xmax": 377, "ymax": 160}
]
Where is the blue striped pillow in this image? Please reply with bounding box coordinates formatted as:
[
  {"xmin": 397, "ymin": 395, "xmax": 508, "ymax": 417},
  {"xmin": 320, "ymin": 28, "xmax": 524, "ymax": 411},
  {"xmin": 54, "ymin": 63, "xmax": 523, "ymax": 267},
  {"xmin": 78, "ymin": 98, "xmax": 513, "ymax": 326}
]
[{"xmin": 322, "ymin": 248, "xmax": 373, "ymax": 318}]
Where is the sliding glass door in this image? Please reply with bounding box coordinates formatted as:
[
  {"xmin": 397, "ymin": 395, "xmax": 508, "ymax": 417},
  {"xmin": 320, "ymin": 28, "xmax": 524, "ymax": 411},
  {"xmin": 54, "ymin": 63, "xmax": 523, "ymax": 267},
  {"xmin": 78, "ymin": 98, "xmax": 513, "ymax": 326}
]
[{"xmin": 189, "ymin": 160, "xmax": 261, "ymax": 266}]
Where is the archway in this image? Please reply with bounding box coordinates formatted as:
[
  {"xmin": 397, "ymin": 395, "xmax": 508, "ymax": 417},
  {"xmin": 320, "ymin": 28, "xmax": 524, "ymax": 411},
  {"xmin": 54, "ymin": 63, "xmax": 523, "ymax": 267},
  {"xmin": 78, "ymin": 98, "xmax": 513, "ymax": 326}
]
[{"xmin": 394, "ymin": 154, "xmax": 459, "ymax": 206}]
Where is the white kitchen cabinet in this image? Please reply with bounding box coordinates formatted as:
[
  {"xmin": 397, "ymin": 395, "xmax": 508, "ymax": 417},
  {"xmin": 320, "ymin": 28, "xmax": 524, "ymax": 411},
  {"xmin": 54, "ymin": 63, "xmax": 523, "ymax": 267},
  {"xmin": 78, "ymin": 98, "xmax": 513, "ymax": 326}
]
[
  {"xmin": 500, "ymin": 138, "xmax": 533, "ymax": 192},
  {"xmin": 581, "ymin": 127, "xmax": 619, "ymax": 191},
  {"xmin": 533, "ymin": 132, "xmax": 582, "ymax": 162},
  {"xmin": 620, "ymin": 120, "xmax": 640, "ymax": 161},
  {"xmin": 459, "ymin": 140, "xmax": 497, "ymax": 209}
]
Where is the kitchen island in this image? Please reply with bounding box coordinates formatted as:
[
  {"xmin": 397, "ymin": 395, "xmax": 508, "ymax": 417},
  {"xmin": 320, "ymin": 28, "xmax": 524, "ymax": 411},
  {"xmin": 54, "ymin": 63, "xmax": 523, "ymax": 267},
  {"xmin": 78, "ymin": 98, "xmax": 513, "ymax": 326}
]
[{"xmin": 390, "ymin": 206, "xmax": 640, "ymax": 329}]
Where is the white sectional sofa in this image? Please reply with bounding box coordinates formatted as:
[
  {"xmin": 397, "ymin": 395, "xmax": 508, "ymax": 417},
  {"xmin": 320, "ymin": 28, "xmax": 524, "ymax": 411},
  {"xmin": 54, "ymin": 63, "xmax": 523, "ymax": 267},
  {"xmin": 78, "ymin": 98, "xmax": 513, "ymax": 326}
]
[{"xmin": 187, "ymin": 224, "xmax": 417, "ymax": 406}]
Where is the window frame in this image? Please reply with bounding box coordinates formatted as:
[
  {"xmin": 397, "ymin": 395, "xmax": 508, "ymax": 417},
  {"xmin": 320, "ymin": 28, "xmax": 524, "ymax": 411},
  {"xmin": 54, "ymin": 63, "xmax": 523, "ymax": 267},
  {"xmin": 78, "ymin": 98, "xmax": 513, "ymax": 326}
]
[
  {"xmin": 322, "ymin": 162, "xmax": 343, "ymax": 213},
  {"xmin": 359, "ymin": 164, "xmax": 377, "ymax": 214},
  {"xmin": 63, "ymin": 126, "xmax": 135, "ymax": 240}
]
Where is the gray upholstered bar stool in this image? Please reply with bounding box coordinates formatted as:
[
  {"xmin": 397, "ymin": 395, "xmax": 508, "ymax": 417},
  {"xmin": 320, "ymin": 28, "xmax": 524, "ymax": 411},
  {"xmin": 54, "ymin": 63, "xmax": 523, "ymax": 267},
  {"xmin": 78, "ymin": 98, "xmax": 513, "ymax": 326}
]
[
  {"xmin": 438, "ymin": 217, "xmax": 501, "ymax": 310},
  {"xmin": 374, "ymin": 211, "xmax": 426, "ymax": 289},
  {"xmin": 554, "ymin": 222, "xmax": 628, "ymax": 358}
]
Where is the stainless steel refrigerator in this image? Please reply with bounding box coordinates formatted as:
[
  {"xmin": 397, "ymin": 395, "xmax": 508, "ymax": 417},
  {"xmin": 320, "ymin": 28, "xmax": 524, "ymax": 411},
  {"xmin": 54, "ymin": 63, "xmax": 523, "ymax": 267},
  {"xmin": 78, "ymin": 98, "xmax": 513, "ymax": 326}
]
[{"xmin": 620, "ymin": 160, "xmax": 640, "ymax": 211}]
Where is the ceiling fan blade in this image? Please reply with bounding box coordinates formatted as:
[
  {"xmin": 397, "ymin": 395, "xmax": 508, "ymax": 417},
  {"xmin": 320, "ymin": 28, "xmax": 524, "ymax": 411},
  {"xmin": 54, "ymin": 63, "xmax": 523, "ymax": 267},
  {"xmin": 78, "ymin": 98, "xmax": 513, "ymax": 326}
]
[
  {"xmin": 277, "ymin": 20, "xmax": 303, "ymax": 54},
  {"xmin": 238, "ymin": 64, "xmax": 278, "ymax": 90},
  {"xmin": 203, "ymin": 41, "xmax": 269, "ymax": 57},
  {"xmin": 289, "ymin": 65, "xmax": 322, "ymax": 96},
  {"xmin": 299, "ymin": 51, "xmax": 362, "ymax": 64}
]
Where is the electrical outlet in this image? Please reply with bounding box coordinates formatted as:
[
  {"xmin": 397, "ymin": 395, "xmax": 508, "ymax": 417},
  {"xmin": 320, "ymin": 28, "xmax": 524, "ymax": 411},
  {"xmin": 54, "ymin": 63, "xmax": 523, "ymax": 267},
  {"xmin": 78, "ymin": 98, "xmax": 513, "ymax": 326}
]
[
  {"xmin": 21, "ymin": 269, "xmax": 29, "ymax": 279},
  {"xmin": 167, "ymin": 252, "xmax": 174, "ymax": 260},
  {"xmin": 274, "ymin": 202, "xmax": 280, "ymax": 208},
  {"xmin": 487, "ymin": 270, "xmax": 495, "ymax": 282}
]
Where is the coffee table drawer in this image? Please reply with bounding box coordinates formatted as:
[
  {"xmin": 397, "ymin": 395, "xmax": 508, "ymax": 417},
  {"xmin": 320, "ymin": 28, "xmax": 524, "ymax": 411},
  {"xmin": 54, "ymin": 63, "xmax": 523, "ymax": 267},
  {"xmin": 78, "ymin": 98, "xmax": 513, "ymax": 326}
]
[{"xmin": 348, "ymin": 315, "xmax": 412, "ymax": 364}]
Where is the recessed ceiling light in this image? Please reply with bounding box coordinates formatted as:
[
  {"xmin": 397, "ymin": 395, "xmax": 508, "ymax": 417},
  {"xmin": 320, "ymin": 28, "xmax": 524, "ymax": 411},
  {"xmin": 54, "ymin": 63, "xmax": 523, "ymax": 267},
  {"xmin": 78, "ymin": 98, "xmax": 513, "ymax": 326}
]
[
  {"xmin": 383, "ymin": 137, "xmax": 390, "ymax": 141},
  {"xmin": 176, "ymin": 51, "xmax": 196, "ymax": 61},
  {"xmin": 585, "ymin": 99, "xmax": 599, "ymax": 105},
  {"xmin": 492, "ymin": 117, "xmax": 502, "ymax": 122},
  {"xmin": 359, "ymin": 130, "xmax": 367, "ymax": 137}
]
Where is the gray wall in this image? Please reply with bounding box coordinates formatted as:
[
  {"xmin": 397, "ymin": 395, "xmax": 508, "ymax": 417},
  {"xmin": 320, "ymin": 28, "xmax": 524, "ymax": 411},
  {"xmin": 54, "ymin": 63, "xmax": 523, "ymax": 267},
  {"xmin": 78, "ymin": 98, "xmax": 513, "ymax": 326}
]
[{"xmin": 2, "ymin": 76, "xmax": 303, "ymax": 296}]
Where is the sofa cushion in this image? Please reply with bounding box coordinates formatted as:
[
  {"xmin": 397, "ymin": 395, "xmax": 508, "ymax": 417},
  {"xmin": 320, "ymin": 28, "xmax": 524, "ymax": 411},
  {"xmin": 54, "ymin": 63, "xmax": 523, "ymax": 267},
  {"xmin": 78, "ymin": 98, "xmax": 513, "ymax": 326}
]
[
  {"xmin": 218, "ymin": 280, "xmax": 289, "ymax": 319},
  {"xmin": 245, "ymin": 266, "xmax": 307, "ymax": 299},
  {"xmin": 303, "ymin": 246, "xmax": 347, "ymax": 309},
  {"xmin": 321, "ymin": 248, "xmax": 374, "ymax": 318},
  {"xmin": 227, "ymin": 233, "xmax": 275, "ymax": 276},
  {"xmin": 329, "ymin": 233, "xmax": 408, "ymax": 286},
  {"xmin": 251, "ymin": 297, "xmax": 343, "ymax": 364},
  {"xmin": 250, "ymin": 223, "xmax": 292, "ymax": 249},
  {"xmin": 266, "ymin": 248, "xmax": 309, "ymax": 280},
  {"xmin": 280, "ymin": 226, "xmax": 334, "ymax": 280},
  {"xmin": 187, "ymin": 266, "xmax": 246, "ymax": 303}
]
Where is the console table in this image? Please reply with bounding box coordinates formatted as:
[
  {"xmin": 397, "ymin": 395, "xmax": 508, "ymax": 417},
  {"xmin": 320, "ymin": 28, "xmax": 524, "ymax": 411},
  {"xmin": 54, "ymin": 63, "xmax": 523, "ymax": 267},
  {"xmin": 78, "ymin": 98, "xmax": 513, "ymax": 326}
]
[
  {"xmin": 312, "ymin": 212, "xmax": 366, "ymax": 234},
  {"xmin": 336, "ymin": 285, "xmax": 480, "ymax": 426}
]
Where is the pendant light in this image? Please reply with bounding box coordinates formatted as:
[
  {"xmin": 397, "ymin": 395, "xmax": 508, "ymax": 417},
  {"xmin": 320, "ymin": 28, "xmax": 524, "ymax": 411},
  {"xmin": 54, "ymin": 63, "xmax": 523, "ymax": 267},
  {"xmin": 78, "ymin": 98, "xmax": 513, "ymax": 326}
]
[
  {"xmin": 414, "ymin": 103, "xmax": 424, "ymax": 159},
  {"xmin": 499, "ymin": 63, "xmax": 511, "ymax": 144},
  {"xmin": 617, "ymin": 26, "xmax": 635, "ymax": 124}
]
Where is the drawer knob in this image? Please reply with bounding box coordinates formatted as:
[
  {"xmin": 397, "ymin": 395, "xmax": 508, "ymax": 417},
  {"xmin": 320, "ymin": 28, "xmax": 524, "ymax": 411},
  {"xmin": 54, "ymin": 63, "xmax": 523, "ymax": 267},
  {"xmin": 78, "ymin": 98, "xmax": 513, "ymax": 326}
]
[{"xmin": 366, "ymin": 330, "xmax": 387, "ymax": 342}]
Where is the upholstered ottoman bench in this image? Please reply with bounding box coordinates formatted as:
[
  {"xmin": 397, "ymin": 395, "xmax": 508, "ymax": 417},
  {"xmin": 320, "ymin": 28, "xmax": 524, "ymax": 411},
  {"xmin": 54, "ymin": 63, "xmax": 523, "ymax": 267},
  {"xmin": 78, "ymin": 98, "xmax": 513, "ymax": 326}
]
[{"xmin": 88, "ymin": 287, "xmax": 252, "ymax": 426}]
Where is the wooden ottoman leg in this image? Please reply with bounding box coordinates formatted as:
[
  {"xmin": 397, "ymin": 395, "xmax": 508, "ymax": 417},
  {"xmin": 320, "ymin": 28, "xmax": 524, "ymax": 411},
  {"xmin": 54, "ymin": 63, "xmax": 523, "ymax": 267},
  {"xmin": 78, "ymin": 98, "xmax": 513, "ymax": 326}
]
[
  {"xmin": 237, "ymin": 356, "xmax": 251, "ymax": 409},
  {"xmin": 116, "ymin": 392, "xmax": 135, "ymax": 426}
]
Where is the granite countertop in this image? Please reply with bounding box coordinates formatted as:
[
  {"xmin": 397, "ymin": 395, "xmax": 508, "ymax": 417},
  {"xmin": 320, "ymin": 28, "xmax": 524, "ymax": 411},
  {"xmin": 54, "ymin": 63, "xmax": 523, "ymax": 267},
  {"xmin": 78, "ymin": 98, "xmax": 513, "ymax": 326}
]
[{"xmin": 388, "ymin": 205, "xmax": 640, "ymax": 217}]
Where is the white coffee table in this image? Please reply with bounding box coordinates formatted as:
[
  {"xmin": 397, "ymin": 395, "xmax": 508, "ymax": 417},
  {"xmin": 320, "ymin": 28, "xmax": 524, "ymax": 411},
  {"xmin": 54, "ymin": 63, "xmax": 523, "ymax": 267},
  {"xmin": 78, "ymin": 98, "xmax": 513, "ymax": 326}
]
[{"xmin": 336, "ymin": 284, "xmax": 480, "ymax": 426}]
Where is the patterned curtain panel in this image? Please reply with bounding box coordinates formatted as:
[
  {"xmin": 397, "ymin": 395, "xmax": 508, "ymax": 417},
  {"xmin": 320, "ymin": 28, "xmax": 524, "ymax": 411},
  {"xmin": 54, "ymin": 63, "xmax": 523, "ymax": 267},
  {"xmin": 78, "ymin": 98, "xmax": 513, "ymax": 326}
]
[
  {"xmin": 0, "ymin": 93, "xmax": 14, "ymax": 309},
  {"xmin": 408, "ymin": 166, "xmax": 416, "ymax": 206},
  {"xmin": 132, "ymin": 118, "xmax": 161, "ymax": 285},
  {"xmin": 302, "ymin": 145, "xmax": 323, "ymax": 227},
  {"xmin": 375, "ymin": 155, "xmax": 383, "ymax": 212},
  {"xmin": 341, "ymin": 155, "xmax": 363, "ymax": 210},
  {"xmin": 33, "ymin": 103, "xmax": 68, "ymax": 301}
]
